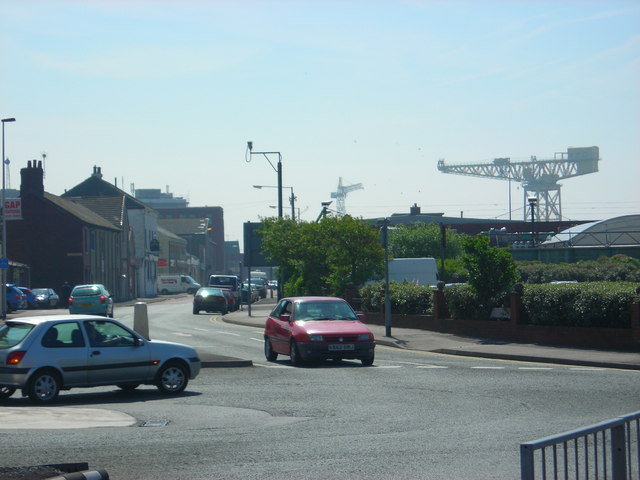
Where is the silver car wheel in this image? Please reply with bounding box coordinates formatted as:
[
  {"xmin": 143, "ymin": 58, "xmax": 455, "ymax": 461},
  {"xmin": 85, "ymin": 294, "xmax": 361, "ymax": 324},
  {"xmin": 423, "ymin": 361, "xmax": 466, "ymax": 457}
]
[
  {"xmin": 157, "ymin": 363, "xmax": 188, "ymax": 394},
  {"xmin": 28, "ymin": 372, "xmax": 60, "ymax": 403}
]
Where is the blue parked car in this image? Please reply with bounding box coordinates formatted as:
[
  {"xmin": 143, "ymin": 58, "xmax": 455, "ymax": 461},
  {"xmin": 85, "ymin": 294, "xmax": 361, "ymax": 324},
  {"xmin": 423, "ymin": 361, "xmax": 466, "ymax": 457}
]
[{"xmin": 6, "ymin": 285, "xmax": 25, "ymax": 312}]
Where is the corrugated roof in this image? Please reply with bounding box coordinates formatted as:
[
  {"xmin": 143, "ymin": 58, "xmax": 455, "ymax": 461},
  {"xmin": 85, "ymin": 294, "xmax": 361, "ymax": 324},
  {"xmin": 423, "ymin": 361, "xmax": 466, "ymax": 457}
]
[
  {"xmin": 157, "ymin": 225, "xmax": 187, "ymax": 243},
  {"xmin": 541, "ymin": 215, "xmax": 640, "ymax": 247}
]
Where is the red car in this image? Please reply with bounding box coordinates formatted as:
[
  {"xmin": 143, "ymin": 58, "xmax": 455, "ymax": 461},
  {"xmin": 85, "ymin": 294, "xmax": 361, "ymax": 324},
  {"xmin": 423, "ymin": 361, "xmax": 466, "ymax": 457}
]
[{"xmin": 264, "ymin": 297, "xmax": 375, "ymax": 366}]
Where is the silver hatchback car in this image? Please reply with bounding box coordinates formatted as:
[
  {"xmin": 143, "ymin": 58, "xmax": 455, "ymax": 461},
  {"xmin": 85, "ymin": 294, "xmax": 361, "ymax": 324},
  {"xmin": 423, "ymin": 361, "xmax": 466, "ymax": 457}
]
[{"xmin": 0, "ymin": 315, "xmax": 201, "ymax": 404}]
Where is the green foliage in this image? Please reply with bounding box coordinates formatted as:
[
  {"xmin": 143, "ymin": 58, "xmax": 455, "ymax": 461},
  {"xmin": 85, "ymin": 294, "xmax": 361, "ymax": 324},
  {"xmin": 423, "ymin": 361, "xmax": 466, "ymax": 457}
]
[
  {"xmin": 518, "ymin": 255, "xmax": 640, "ymax": 284},
  {"xmin": 441, "ymin": 258, "xmax": 468, "ymax": 283},
  {"xmin": 521, "ymin": 282, "xmax": 637, "ymax": 328},
  {"xmin": 388, "ymin": 222, "xmax": 465, "ymax": 259},
  {"xmin": 461, "ymin": 235, "xmax": 519, "ymax": 308},
  {"xmin": 443, "ymin": 284, "xmax": 485, "ymax": 320},
  {"xmin": 358, "ymin": 281, "xmax": 433, "ymax": 314},
  {"xmin": 259, "ymin": 216, "xmax": 384, "ymax": 297}
]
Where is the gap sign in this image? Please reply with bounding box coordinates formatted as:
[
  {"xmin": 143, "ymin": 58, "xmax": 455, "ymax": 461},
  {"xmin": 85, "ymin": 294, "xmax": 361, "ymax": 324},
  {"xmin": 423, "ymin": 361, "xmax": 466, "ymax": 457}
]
[{"xmin": 3, "ymin": 198, "xmax": 22, "ymax": 220}]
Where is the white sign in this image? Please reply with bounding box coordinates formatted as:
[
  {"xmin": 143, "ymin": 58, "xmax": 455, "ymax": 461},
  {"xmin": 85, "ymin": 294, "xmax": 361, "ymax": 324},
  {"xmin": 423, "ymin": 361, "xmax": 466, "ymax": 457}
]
[{"xmin": 3, "ymin": 198, "xmax": 22, "ymax": 220}]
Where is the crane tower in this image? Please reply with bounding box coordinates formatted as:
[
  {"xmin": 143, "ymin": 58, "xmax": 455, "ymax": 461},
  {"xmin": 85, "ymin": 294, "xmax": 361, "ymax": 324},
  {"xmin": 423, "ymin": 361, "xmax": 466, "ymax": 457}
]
[
  {"xmin": 331, "ymin": 177, "xmax": 363, "ymax": 216},
  {"xmin": 437, "ymin": 146, "xmax": 599, "ymax": 222}
]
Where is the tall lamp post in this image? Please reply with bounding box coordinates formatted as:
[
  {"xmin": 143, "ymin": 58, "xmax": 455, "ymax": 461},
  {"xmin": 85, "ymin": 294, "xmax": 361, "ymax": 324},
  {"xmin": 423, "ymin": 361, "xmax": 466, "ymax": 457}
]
[
  {"xmin": 1, "ymin": 117, "xmax": 16, "ymax": 320},
  {"xmin": 528, "ymin": 195, "xmax": 537, "ymax": 247},
  {"xmin": 253, "ymin": 185, "xmax": 296, "ymax": 221},
  {"xmin": 246, "ymin": 142, "xmax": 283, "ymax": 218},
  {"xmin": 377, "ymin": 218, "xmax": 392, "ymax": 337}
]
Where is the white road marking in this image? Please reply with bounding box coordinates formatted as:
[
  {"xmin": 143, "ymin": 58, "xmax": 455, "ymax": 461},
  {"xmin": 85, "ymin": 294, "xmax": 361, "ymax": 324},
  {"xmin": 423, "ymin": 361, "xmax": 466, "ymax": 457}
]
[
  {"xmin": 193, "ymin": 327, "xmax": 210, "ymax": 332},
  {"xmin": 254, "ymin": 363, "xmax": 292, "ymax": 369},
  {"xmin": 570, "ymin": 367, "xmax": 605, "ymax": 371},
  {"xmin": 415, "ymin": 365, "xmax": 449, "ymax": 369},
  {"xmin": 172, "ymin": 332, "xmax": 192, "ymax": 337},
  {"xmin": 471, "ymin": 366, "xmax": 505, "ymax": 369},
  {"xmin": 216, "ymin": 331, "xmax": 241, "ymax": 337},
  {"xmin": 518, "ymin": 367, "xmax": 553, "ymax": 370},
  {"xmin": 249, "ymin": 337, "xmax": 263, "ymax": 343}
]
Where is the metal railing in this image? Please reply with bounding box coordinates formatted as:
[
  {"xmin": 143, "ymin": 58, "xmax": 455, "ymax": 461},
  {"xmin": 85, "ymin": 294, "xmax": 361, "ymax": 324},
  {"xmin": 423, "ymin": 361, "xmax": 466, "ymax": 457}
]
[{"xmin": 521, "ymin": 411, "xmax": 640, "ymax": 480}]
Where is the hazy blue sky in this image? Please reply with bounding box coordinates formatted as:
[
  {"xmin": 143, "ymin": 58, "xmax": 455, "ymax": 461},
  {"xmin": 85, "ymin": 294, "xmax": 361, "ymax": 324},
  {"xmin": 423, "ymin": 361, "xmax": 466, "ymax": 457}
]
[{"xmin": 2, "ymin": 0, "xmax": 639, "ymax": 246}]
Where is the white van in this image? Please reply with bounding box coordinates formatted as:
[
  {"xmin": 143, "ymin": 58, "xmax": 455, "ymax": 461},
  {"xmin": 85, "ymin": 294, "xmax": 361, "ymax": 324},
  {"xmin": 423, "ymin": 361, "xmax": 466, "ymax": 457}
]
[{"xmin": 157, "ymin": 275, "xmax": 201, "ymax": 295}]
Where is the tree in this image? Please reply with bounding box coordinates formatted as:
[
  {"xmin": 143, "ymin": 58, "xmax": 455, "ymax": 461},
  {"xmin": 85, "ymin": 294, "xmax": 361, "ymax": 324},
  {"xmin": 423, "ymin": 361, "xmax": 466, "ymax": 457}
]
[
  {"xmin": 258, "ymin": 216, "xmax": 384, "ymax": 297},
  {"xmin": 388, "ymin": 222, "xmax": 464, "ymax": 259},
  {"xmin": 461, "ymin": 235, "xmax": 519, "ymax": 312}
]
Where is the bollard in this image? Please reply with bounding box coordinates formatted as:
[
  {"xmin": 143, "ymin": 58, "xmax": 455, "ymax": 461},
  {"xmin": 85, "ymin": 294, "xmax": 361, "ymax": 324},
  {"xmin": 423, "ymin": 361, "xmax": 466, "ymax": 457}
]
[
  {"xmin": 45, "ymin": 469, "xmax": 109, "ymax": 480},
  {"xmin": 133, "ymin": 302, "xmax": 150, "ymax": 340}
]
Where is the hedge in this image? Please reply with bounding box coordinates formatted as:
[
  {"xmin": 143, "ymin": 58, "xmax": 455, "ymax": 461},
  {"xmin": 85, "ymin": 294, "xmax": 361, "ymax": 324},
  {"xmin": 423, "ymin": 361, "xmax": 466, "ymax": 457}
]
[
  {"xmin": 359, "ymin": 281, "xmax": 433, "ymax": 315},
  {"xmin": 521, "ymin": 282, "xmax": 638, "ymax": 328}
]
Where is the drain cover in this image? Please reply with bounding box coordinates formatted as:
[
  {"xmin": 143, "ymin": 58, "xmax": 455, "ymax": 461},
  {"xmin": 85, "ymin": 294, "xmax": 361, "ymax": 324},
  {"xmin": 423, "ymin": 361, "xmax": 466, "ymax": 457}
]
[{"xmin": 140, "ymin": 420, "xmax": 169, "ymax": 427}]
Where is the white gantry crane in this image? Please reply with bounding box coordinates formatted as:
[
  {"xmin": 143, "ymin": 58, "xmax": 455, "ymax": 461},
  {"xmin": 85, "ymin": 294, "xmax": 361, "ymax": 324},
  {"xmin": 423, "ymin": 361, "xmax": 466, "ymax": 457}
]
[
  {"xmin": 437, "ymin": 146, "xmax": 600, "ymax": 222},
  {"xmin": 331, "ymin": 177, "xmax": 363, "ymax": 216}
]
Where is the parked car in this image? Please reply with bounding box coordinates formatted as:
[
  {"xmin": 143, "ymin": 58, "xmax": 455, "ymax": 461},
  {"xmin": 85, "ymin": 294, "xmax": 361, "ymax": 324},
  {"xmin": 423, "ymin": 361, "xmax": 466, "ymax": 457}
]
[
  {"xmin": 5, "ymin": 285, "xmax": 25, "ymax": 312},
  {"xmin": 0, "ymin": 315, "xmax": 201, "ymax": 403},
  {"xmin": 18, "ymin": 287, "xmax": 37, "ymax": 309},
  {"xmin": 193, "ymin": 287, "xmax": 228, "ymax": 315},
  {"xmin": 264, "ymin": 296, "xmax": 375, "ymax": 366},
  {"xmin": 31, "ymin": 288, "xmax": 60, "ymax": 309},
  {"xmin": 68, "ymin": 284, "xmax": 114, "ymax": 318}
]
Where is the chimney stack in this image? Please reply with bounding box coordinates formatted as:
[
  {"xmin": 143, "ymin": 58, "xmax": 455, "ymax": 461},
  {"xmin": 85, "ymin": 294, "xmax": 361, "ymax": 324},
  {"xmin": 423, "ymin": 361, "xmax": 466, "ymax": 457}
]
[{"xmin": 20, "ymin": 160, "xmax": 44, "ymax": 197}]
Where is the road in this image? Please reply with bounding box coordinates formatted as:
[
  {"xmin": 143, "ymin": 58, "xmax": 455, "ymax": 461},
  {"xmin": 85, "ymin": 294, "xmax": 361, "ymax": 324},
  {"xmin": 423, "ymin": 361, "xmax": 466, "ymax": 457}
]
[{"xmin": 2, "ymin": 297, "xmax": 639, "ymax": 479}]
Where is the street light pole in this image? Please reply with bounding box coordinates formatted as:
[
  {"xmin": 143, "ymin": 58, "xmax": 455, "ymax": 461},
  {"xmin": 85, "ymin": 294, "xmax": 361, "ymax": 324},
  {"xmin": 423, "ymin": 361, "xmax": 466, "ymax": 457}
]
[
  {"xmin": 246, "ymin": 142, "xmax": 283, "ymax": 218},
  {"xmin": 1, "ymin": 117, "xmax": 16, "ymax": 320},
  {"xmin": 378, "ymin": 218, "xmax": 392, "ymax": 337},
  {"xmin": 528, "ymin": 195, "xmax": 537, "ymax": 247}
]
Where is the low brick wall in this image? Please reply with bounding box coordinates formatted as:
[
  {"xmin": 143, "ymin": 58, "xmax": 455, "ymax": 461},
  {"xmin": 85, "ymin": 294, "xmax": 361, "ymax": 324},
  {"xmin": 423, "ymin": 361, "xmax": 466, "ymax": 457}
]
[{"xmin": 362, "ymin": 312, "xmax": 640, "ymax": 351}]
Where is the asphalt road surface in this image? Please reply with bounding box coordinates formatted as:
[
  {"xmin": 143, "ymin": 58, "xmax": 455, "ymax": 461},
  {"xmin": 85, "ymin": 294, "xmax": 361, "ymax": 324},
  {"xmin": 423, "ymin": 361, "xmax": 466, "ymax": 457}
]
[{"xmin": 2, "ymin": 297, "xmax": 639, "ymax": 480}]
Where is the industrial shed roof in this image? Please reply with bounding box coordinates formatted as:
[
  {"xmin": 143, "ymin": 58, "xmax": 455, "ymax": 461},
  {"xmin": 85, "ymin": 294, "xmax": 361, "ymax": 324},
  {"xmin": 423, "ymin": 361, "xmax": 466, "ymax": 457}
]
[{"xmin": 541, "ymin": 214, "xmax": 640, "ymax": 247}]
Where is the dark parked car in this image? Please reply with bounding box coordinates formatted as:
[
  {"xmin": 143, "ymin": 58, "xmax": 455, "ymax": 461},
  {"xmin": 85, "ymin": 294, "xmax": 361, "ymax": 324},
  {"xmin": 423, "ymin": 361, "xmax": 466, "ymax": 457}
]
[
  {"xmin": 264, "ymin": 296, "xmax": 375, "ymax": 366},
  {"xmin": 31, "ymin": 288, "xmax": 60, "ymax": 309},
  {"xmin": 6, "ymin": 285, "xmax": 25, "ymax": 312},
  {"xmin": 18, "ymin": 287, "xmax": 37, "ymax": 309},
  {"xmin": 0, "ymin": 315, "xmax": 201, "ymax": 403},
  {"xmin": 193, "ymin": 287, "xmax": 228, "ymax": 315}
]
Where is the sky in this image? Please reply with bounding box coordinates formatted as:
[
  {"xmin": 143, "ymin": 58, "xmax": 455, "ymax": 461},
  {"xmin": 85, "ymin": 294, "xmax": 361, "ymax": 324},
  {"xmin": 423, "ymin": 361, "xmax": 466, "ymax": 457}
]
[{"xmin": 1, "ymin": 0, "xmax": 639, "ymax": 248}]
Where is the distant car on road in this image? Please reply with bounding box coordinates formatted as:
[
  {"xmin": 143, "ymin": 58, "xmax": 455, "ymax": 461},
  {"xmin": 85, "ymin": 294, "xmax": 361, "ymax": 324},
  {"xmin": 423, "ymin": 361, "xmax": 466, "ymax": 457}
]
[
  {"xmin": 193, "ymin": 287, "xmax": 228, "ymax": 315},
  {"xmin": 264, "ymin": 296, "xmax": 375, "ymax": 366},
  {"xmin": 241, "ymin": 283, "xmax": 259, "ymax": 304},
  {"xmin": 31, "ymin": 288, "xmax": 60, "ymax": 309},
  {"xmin": 0, "ymin": 315, "xmax": 201, "ymax": 403},
  {"xmin": 68, "ymin": 284, "xmax": 114, "ymax": 318}
]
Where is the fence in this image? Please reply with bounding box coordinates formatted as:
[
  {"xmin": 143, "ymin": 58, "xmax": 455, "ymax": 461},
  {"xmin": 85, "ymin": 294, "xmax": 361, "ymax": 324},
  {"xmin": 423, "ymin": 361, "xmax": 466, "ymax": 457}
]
[{"xmin": 521, "ymin": 411, "xmax": 640, "ymax": 480}]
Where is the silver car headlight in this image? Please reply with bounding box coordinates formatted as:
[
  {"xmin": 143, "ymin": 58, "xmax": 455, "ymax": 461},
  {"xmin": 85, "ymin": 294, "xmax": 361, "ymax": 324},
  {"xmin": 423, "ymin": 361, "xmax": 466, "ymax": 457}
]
[
  {"xmin": 358, "ymin": 334, "xmax": 372, "ymax": 341},
  {"xmin": 309, "ymin": 334, "xmax": 324, "ymax": 342}
]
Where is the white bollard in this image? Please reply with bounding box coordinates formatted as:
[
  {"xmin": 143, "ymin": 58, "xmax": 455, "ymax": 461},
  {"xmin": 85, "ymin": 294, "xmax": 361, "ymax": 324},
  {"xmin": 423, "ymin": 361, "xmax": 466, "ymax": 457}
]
[{"xmin": 133, "ymin": 302, "xmax": 150, "ymax": 340}]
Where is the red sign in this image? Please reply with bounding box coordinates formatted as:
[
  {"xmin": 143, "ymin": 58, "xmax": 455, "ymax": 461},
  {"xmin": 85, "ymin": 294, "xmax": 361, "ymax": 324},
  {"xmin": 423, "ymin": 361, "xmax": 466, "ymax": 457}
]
[{"xmin": 3, "ymin": 198, "xmax": 22, "ymax": 220}]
